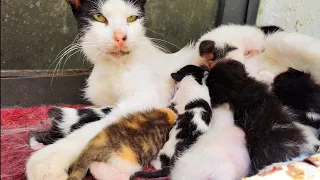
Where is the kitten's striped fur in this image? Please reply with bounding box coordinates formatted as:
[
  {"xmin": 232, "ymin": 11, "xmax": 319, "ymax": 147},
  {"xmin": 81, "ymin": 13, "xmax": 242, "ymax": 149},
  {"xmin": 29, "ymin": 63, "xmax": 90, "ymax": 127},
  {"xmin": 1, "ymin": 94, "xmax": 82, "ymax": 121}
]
[{"xmin": 67, "ymin": 108, "xmax": 177, "ymax": 180}]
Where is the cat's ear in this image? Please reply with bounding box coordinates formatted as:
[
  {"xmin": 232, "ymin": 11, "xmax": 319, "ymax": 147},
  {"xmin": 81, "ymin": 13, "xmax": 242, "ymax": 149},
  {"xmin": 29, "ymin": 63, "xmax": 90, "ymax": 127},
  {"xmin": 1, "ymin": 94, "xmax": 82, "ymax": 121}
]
[
  {"xmin": 171, "ymin": 73, "xmax": 184, "ymax": 82},
  {"xmin": 134, "ymin": 0, "xmax": 147, "ymax": 6},
  {"xmin": 199, "ymin": 40, "xmax": 215, "ymax": 60},
  {"xmin": 66, "ymin": 0, "xmax": 81, "ymax": 8}
]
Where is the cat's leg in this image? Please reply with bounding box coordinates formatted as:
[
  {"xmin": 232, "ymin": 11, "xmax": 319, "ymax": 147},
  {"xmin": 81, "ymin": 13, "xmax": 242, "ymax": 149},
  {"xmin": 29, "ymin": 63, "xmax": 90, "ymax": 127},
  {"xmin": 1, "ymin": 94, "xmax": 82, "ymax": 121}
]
[
  {"xmin": 26, "ymin": 90, "xmax": 164, "ymax": 180},
  {"xmin": 28, "ymin": 107, "xmax": 113, "ymax": 149}
]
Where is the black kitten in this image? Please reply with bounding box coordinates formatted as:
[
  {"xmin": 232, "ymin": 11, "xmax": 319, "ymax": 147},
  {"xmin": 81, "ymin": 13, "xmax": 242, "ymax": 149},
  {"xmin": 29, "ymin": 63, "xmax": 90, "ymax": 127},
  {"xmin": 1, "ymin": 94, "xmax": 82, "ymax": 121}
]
[{"xmin": 206, "ymin": 60, "xmax": 319, "ymax": 175}]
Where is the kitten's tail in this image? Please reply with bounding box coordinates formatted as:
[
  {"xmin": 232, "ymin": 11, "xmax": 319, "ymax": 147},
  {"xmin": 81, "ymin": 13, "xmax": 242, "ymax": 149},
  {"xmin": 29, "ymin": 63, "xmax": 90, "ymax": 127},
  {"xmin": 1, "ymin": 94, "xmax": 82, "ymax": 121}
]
[
  {"xmin": 264, "ymin": 31, "xmax": 320, "ymax": 81},
  {"xmin": 129, "ymin": 167, "xmax": 171, "ymax": 180}
]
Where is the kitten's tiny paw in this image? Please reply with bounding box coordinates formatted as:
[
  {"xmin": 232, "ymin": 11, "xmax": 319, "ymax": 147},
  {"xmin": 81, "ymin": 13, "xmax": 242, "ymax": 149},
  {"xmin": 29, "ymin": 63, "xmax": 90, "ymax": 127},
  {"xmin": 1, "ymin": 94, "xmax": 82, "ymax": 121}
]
[
  {"xmin": 28, "ymin": 131, "xmax": 45, "ymax": 150},
  {"xmin": 150, "ymin": 159, "xmax": 162, "ymax": 170}
]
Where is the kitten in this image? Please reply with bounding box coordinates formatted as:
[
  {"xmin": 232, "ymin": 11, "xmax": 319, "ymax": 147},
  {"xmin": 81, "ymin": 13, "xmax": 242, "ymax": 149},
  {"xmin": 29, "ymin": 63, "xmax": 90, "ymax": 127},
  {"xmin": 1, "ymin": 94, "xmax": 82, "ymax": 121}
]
[
  {"xmin": 195, "ymin": 24, "xmax": 288, "ymax": 85},
  {"xmin": 194, "ymin": 24, "xmax": 282, "ymax": 68},
  {"xmin": 130, "ymin": 65, "xmax": 211, "ymax": 179},
  {"xmin": 66, "ymin": 108, "xmax": 177, "ymax": 180},
  {"xmin": 206, "ymin": 60, "xmax": 320, "ymax": 175},
  {"xmin": 171, "ymin": 103, "xmax": 250, "ymax": 180},
  {"xmin": 28, "ymin": 107, "xmax": 112, "ymax": 149},
  {"xmin": 272, "ymin": 68, "xmax": 320, "ymax": 130}
]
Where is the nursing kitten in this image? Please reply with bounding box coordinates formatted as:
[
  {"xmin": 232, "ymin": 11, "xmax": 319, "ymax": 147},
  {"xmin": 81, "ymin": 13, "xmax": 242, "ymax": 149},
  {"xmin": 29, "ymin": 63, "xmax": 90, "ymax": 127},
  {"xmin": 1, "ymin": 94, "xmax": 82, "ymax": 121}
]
[
  {"xmin": 28, "ymin": 107, "xmax": 112, "ymax": 149},
  {"xmin": 272, "ymin": 68, "xmax": 320, "ymax": 129},
  {"xmin": 194, "ymin": 24, "xmax": 282, "ymax": 68},
  {"xmin": 206, "ymin": 60, "xmax": 320, "ymax": 175},
  {"xmin": 67, "ymin": 108, "xmax": 177, "ymax": 180},
  {"xmin": 171, "ymin": 103, "xmax": 250, "ymax": 180},
  {"xmin": 130, "ymin": 65, "xmax": 211, "ymax": 179}
]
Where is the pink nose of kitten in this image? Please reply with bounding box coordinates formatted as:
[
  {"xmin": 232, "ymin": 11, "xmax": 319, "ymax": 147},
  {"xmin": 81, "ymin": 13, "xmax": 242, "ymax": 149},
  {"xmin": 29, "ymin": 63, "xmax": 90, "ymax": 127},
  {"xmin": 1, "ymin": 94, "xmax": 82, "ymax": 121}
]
[{"xmin": 113, "ymin": 30, "xmax": 127, "ymax": 48}]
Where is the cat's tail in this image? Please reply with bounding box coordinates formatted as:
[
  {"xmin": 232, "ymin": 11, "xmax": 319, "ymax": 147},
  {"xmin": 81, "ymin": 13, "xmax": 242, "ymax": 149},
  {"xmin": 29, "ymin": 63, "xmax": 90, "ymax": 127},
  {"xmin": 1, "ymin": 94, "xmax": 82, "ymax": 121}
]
[
  {"xmin": 264, "ymin": 31, "xmax": 320, "ymax": 81},
  {"xmin": 129, "ymin": 167, "xmax": 171, "ymax": 180}
]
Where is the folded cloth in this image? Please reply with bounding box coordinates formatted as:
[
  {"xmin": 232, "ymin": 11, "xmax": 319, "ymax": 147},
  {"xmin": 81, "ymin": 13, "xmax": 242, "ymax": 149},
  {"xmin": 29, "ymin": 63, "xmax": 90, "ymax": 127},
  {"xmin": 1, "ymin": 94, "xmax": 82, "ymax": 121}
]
[{"xmin": 243, "ymin": 148, "xmax": 320, "ymax": 180}]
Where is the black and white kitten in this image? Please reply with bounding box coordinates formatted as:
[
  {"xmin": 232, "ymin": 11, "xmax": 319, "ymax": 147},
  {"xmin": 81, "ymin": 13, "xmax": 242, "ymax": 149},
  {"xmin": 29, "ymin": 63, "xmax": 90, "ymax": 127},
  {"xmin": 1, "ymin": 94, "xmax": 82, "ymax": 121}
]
[
  {"xmin": 130, "ymin": 65, "xmax": 212, "ymax": 179},
  {"xmin": 206, "ymin": 60, "xmax": 320, "ymax": 175},
  {"xmin": 28, "ymin": 107, "xmax": 112, "ymax": 149},
  {"xmin": 272, "ymin": 68, "xmax": 320, "ymax": 130}
]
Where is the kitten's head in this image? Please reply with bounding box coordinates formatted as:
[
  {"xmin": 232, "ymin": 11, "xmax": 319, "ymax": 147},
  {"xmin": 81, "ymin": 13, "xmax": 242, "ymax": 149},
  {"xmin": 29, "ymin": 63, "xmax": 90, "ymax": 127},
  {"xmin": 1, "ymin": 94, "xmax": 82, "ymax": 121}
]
[
  {"xmin": 171, "ymin": 65, "xmax": 209, "ymax": 85},
  {"xmin": 197, "ymin": 40, "xmax": 238, "ymax": 68},
  {"xmin": 67, "ymin": 0, "xmax": 147, "ymax": 63}
]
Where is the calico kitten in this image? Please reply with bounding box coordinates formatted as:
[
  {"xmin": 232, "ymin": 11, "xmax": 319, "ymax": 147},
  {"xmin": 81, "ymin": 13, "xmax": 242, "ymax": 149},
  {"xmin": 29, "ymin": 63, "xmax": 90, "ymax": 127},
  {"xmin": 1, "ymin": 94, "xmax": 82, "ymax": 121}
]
[
  {"xmin": 67, "ymin": 108, "xmax": 177, "ymax": 180},
  {"xmin": 206, "ymin": 60, "xmax": 320, "ymax": 175},
  {"xmin": 130, "ymin": 65, "xmax": 211, "ymax": 179},
  {"xmin": 28, "ymin": 107, "xmax": 112, "ymax": 149},
  {"xmin": 272, "ymin": 68, "xmax": 320, "ymax": 129},
  {"xmin": 171, "ymin": 103, "xmax": 250, "ymax": 180}
]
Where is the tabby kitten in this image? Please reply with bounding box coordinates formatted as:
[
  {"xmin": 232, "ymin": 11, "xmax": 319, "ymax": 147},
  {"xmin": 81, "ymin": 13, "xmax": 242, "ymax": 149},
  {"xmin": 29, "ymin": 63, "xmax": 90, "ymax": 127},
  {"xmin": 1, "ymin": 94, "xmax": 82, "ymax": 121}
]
[{"xmin": 67, "ymin": 108, "xmax": 177, "ymax": 180}]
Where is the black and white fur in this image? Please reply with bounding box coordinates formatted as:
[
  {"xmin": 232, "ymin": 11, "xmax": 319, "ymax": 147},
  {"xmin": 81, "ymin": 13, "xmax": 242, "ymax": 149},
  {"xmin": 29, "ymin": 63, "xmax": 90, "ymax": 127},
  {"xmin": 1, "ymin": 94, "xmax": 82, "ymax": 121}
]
[
  {"xmin": 272, "ymin": 68, "xmax": 320, "ymax": 130},
  {"xmin": 170, "ymin": 103, "xmax": 250, "ymax": 180},
  {"xmin": 206, "ymin": 60, "xmax": 320, "ymax": 175},
  {"xmin": 28, "ymin": 107, "xmax": 112, "ymax": 149},
  {"xmin": 130, "ymin": 65, "xmax": 212, "ymax": 179}
]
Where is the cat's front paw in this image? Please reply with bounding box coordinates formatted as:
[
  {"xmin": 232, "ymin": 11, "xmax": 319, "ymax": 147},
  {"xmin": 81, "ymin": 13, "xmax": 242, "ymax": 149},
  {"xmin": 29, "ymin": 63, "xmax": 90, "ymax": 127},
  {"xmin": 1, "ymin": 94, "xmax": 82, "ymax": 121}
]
[{"xmin": 26, "ymin": 146, "xmax": 69, "ymax": 180}]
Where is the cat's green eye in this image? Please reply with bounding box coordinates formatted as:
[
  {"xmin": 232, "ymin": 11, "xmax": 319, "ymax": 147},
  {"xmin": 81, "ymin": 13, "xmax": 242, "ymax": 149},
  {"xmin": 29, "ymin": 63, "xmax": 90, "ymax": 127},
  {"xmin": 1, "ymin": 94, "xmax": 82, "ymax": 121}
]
[
  {"xmin": 127, "ymin": 15, "xmax": 138, "ymax": 22},
  {"xmin": 93, "ymin": 14, "xmax": 107, "ymax": 24}
]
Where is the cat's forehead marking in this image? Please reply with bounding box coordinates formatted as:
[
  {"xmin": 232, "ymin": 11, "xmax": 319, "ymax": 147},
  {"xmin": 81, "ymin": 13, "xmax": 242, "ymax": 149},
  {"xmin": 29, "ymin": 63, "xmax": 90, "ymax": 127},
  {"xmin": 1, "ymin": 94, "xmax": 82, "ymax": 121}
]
[{"xmin": 101, "ymin": 0, "xmax": 140, "ymax": 17}]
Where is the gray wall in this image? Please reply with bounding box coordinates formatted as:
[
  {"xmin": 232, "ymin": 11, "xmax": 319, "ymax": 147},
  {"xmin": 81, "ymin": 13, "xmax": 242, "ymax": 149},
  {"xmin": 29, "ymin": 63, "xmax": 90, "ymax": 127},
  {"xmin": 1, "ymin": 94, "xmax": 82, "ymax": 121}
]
[{"xmin": 1, "ymin": 0, "xmax": 219, "ymax": 70}]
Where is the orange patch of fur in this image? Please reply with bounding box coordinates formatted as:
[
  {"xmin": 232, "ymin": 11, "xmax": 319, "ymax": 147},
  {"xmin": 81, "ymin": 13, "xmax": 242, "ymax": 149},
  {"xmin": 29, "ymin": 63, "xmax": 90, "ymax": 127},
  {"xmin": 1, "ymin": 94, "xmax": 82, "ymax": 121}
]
[
  {"xmin": 118, "ymin": 146, "xmax": 138, "ymax": 163},
  {"xmin": 159, "ymin": 108, "xmax": 177, "ymax": 125}
]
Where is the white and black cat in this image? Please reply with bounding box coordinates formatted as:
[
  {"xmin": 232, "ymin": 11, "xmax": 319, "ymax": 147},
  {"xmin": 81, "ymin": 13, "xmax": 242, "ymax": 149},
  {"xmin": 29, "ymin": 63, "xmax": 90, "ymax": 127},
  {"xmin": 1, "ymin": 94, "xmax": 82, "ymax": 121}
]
[
  {"xmin": 26, "ymin": 0, "xmax": 196, "ymax": 179},
  {"xmin": 206, "ymin": 59, "xmax": 320, "ymax": 175},
  {"xmin": 130, "ymin": 65, "xmax": 212, "ymax": 179}
]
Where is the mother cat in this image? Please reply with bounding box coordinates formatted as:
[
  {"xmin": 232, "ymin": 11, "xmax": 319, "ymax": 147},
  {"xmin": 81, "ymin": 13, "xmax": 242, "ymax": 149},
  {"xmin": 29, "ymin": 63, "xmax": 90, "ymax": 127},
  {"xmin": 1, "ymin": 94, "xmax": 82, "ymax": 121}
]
[{"xmin": 26, "ymin": 0, "xmax": 197, "ymax": 179}]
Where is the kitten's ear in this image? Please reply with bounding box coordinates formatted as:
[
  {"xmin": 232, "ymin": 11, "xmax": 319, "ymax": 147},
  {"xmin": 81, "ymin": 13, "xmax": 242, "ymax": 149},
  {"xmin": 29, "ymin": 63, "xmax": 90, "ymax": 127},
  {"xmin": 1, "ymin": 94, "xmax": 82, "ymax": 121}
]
[
  {"xmin": 66, "ymin": 0, "xmax": 81, "ymax": 8},
  {"xmin": 199, "ymin": 40, "xmax": 215, "ymax": 61},
  {"xmin": 171, "ymin": 73, "xmax": 184, "ymax": 82}
]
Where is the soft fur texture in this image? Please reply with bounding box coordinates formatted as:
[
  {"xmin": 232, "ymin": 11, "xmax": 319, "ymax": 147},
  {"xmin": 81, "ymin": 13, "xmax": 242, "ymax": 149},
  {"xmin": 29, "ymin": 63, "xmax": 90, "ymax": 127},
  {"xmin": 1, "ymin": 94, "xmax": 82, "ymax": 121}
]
[
  {"xmin": 264, "ymin": 31, "xmax": 320, "ymax": 82},
  {"xmin": 28, "ymin": 107, "xmax": 112, "ymax": 149},
  {"xmin": 194, "ymin": 24, "xmax": 269, "ymax": 68},
  {"xmin": 131, "ymin": 65, "xmax": 212, "ymax": 179},
  {"xmin": 26, "ymin": 1, "xmax": 196, "ymax": 179},
  {"xmin": 195, "ymin": 24, "xmax": 288, "ymax": 85},
  {"xmin": 67, "ymin": 108, "xmax": 177, "ymax": 180},
  {"xmin": 171, "ymin": 103, "xmax": 250, "ymax": 180},
  {"xmin": 206, "ymin": 60, "xmax": 320, "ymax": 175},
  {"xmin": 272, "ymin": 68, "xmax": 320, "ymax": 130}
]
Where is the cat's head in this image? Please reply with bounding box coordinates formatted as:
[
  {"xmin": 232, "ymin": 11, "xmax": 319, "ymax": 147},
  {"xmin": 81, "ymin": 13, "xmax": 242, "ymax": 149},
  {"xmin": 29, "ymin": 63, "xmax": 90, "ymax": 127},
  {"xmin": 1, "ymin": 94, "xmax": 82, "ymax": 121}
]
[
  {"xmin": 171, "ymin": 65, "xmax": 209, "ymax": 85},
  {"xmin": 67, "ymin": 0, "xmax": 147, "ymax": 63}
]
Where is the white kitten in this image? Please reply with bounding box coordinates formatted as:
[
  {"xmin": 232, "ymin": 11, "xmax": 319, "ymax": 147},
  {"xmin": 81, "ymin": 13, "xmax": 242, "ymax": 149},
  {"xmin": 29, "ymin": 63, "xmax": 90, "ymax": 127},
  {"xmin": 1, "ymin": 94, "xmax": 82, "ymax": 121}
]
[{"xmin": 171, "ymin": 103, "xmax": 250, "ymax": 180}]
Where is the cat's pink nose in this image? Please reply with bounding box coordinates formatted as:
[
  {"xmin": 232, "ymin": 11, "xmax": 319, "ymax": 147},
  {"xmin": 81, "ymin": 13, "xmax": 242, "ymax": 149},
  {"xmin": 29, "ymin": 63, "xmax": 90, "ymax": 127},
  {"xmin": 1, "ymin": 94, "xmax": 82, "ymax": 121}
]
[{"xmin": 113, "ymin": 31, "xmax": 127, "ymax": 47}]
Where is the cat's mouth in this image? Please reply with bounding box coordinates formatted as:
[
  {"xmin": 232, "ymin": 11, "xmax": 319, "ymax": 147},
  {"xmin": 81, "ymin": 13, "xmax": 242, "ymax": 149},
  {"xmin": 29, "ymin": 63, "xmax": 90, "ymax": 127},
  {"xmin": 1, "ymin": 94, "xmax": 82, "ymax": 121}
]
[{"xmin": 109, "ymin": 50, "xmax": 130, "ymax": 58}]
